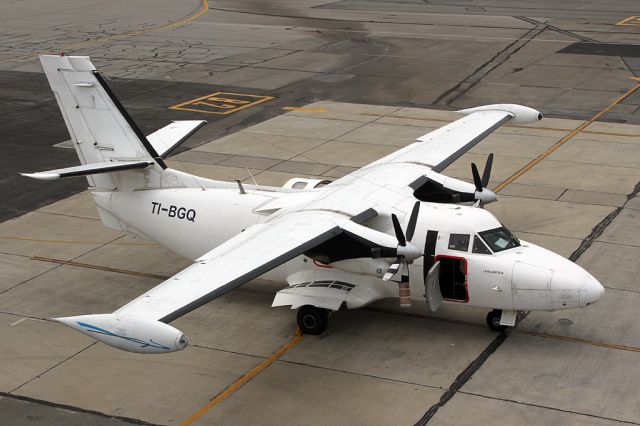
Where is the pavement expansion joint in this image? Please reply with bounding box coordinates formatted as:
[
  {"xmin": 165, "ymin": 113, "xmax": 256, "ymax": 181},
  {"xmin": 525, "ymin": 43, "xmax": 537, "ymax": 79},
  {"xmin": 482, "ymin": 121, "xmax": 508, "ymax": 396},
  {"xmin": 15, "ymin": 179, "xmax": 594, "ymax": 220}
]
[{"xmin": 458, "ymin": 391, "xmax": 640, "ymax": 426}]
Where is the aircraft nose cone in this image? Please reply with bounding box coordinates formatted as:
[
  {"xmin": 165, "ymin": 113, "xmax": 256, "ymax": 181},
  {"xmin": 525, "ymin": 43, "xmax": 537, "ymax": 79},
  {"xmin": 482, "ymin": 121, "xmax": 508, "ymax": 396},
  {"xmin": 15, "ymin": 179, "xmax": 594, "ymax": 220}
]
[{"xmin": 581, "ymin": 273, "xmax": 605, "ymax": 306}]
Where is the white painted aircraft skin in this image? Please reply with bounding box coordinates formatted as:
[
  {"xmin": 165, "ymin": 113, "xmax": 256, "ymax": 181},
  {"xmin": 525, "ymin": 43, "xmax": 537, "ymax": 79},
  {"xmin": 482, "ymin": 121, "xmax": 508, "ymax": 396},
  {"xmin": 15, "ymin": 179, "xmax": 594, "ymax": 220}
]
[{"xmin": 29, "ymin": 55, "xmax": 604, "ymax": 354}]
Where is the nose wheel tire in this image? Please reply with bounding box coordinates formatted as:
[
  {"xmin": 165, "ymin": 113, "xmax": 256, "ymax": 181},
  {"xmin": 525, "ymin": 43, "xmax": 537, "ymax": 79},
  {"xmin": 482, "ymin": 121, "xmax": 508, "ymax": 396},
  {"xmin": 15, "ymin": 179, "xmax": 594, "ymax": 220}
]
[
  {"xmin": 486, "ymin": 309, "xmax": 508, "ymax": 332},
  {"xmin": 297, "ymin": 305, "xmax": 328, "ymax": 335}
]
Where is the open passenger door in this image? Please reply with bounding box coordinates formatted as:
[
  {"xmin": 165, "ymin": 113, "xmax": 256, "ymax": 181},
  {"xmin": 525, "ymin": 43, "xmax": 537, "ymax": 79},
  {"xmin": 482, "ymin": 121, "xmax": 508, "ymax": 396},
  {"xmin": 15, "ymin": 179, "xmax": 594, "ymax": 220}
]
[{"xmin": 426, "ymin": 261, "xmax": 442, "ymax": 312}]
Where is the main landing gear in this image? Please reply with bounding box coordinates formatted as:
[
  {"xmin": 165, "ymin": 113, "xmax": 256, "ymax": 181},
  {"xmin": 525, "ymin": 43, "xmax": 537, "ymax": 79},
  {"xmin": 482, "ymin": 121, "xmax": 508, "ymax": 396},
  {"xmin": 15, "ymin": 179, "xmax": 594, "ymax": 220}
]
[
  {"xmin": 486, "ymin": 309, "xmax": 508, "ymax": 332},
  {"xmin": 297, "ymin": 305, "xmax": 329, "ymax": 335}
]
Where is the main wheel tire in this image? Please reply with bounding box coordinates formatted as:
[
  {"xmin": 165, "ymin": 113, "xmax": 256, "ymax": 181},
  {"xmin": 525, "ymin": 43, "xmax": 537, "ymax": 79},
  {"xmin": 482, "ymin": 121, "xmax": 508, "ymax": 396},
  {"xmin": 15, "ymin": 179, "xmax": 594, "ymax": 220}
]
[
  {"xmin": 486, "ymin": 309, "xmax": 508, "ymax": 332},
  {"xmin": 297, "ymin": 305, "xmax": 328, "ymax": 335}
]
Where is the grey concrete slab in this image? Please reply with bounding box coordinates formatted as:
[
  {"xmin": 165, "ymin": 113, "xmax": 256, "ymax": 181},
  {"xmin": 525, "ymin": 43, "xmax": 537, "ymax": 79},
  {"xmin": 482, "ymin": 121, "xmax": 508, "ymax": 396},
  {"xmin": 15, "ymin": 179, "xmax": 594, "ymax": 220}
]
[
  {"xmin": 283, "ymin": 101, "xmax": 400, "ymax": 123},
  {"xmin": 281, "ymin": 308, "xmax": 496, "ymax": 389},
  {"xmin": 516, "ymin": 160, "xmax": 640, "ymax": 195},
  {"xmin": 598, "ymin": 208, "xmax": 640, "ymax": 247},
  {"xmin": 551, "ymin": 138, "xmax": 640, "ymax": 168},
  {"xmin": 462, "ymin": 334, "xmax": 640, "ymax": 424},
  {"xmin": 430, "ymin": 392, "xmax": 620, "ymax": 426},
  {"xmin": 576, "ymin": 241, "xmax": 640, "ymax": 293},
  {"xmin": 0, "ymin": 253, "xmax": 57, "ymax": 294},
  {"xmin": 195, "ymin": 132, "xmax": 328, "ymax": 160},
  {"xmin": 484, "ymin": 64, "xmax": 604, "ymax": 89},
  {"xmin": 172, "ymin": 289, "xmax": 300, "ymax": 359},
  {"xmin": 559, "ymin": 190, "xmax": 627, "ymax": 207},
  {"xmin": 0, "ymin": 265, "xmax": 162, "ymax": 318},
  {"xmin": 199, "ymin": 360, "xmax": 443, "ymax": 425},
  {"xmin": 171, "ymin": 150, "xmax": 231, "ymax": 165},
  {"xmin": 74, "ymin": 239, "xmax": 191, "ymax": 278},
  {"xmin": 269, "ymin": 160, "xmax": 334, "ymax": 176},
  {"xmin": 497, "ymin": 183, "xmax": 566, "ymax": 201},
  {"xmin": 0, "ymin": 212, "xmax": 123, "ymax": 260},
  {"xmin": 15, "ymin": 344, "xmax": 260, "ymax": 425},
  {"xmin": 36, "ymin": 191, "xmax": 101, "ymax": 221},
  {"xmin": 204, "ymin": 66, "xmax": 318, "ymax": 91},
  {"xmin": 520, "ymin": 287, "xmax": 640, "ymax": 348},
  {"xmin": 626, "ymin": 196, "xmax": 640, "ymax": 210},
  {"xmin": 487, "ymin": 196, "xmax": 614, "ymax": 240},
  {"xmin": 324, "ymin": 165, "xmax": 359, "ymax": 178},
  {"xmin": 164, "ymin": 161, "xmax": 250, "ymax": 182},
  {"xmin": 249, "ymin": 169, "xmax": 305, "ymax": 186},
  {"xmin": 0, "ymin": 313, "xmax": 89, "ymax": 392},
  {"xmin": 246, "ymin": 115, "xmax": 365, "ymax": 140},
  {"xmin": 220, "ymin": 155, "xmax": 282, "ymax": 170},
  {"xmin": 257, "ymin": 51, "xmax": 349, "ymax": 73},
  {"xmin": 515, "ymin": 232, "xmax": 581, "ymax": 259},
  {"xmin": 291, "ymin": 140, "xmax": 398, "ymax": 168},
  {"xmin": 0, "ymin": 396, "xmax": 136, "ymax": 426},
  {"xmin": 336, "ymin": 122, "xmax": 431, "ymax": 147}
]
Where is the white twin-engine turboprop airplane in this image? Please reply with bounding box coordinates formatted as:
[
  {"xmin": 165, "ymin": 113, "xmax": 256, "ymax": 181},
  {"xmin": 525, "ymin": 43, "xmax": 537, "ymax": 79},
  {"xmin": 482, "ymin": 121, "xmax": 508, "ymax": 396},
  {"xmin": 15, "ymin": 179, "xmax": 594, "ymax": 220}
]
[{"xmin": 24, "ymin": 55, "xmax": 605, "ymax": 354}]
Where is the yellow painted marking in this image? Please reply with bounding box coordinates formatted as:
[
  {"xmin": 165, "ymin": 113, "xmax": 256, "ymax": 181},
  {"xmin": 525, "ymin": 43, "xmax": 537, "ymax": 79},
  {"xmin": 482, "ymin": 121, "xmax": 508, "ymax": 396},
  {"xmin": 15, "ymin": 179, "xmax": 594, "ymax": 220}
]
[
  {"xmin": 616, "ymin": 16, "xmax": 640, "ymax": 26},
  {"xmin": 1, "ymin": 1, "xmax": 209, "ymax": 64},
  {"xmin": 31, "ymin": 256, "xmax": 170, "ymax": 280},
  {"xmin": 170, "ymin": 92, "xmax": 274, "ymax": 115},
  {"xmin": 180, "ymin": 332, "xmax": 304, "ymax": 425},
  {"xmin": 282, "ymin": 106, "xmax": 327, "ymax": 113},
  {"xmin": 493, "ymin": 81, "xmax": 640, "ymax": 192},
  {"xmin": 522, "ymin": 331, "xmax": 640, "ymax": 353},
  {"xmin": 0, "ymin": 235, "xmax": 158, "ymax": 246}
]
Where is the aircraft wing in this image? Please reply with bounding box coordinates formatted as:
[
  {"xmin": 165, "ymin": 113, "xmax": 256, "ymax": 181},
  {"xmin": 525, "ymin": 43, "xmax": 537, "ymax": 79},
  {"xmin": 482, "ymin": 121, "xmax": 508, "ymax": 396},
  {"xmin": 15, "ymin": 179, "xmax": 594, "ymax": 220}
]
[
  {"xmin": 111, "ymin": 207, "xmax": 388, "ymax": 324},
  {"xmin": 329, "ymin": 104, "xmax": 541, "ymax": 190},
  {"xmin": 112, "ymin": 210, "xmax": 348, "ymax": 323}
]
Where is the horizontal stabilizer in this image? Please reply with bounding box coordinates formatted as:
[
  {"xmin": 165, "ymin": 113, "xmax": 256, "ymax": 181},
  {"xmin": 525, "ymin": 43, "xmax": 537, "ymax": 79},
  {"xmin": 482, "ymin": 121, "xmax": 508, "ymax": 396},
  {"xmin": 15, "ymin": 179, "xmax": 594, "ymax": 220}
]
[
  {"xmin": 21, "ymin": 160, "xmax": 153, "ymax": 180},
  {"xmin": 147, "ymin": 120, "xmax": 207, "ymax": 158}
]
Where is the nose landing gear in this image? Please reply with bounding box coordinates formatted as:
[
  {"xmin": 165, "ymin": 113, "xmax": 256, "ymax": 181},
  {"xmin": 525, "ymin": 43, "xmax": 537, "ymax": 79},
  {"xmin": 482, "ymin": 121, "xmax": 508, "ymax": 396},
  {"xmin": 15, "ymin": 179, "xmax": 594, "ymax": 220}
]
[
  {"xmin": 297, "ymin": 305, "xmax": 329, "ymax": 335},
  {"xmin": 486, "ymin": 309, "xmax": 508, "ymax": 332}
]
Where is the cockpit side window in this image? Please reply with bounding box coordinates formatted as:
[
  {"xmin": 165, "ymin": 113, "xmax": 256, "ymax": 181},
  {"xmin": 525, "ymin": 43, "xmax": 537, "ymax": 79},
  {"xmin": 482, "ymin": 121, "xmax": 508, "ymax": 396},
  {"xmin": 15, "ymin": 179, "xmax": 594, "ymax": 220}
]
[
  {"xmin": 478, "ymin": 227, "xmax": 520, "ymax": 253},
  {"xmin": 448, "ymin": 234, "xmax": 470, "ymax": 252},
  {"xmin": 472, "ymin": 235, "xmax": 492, "ymax": 254}
]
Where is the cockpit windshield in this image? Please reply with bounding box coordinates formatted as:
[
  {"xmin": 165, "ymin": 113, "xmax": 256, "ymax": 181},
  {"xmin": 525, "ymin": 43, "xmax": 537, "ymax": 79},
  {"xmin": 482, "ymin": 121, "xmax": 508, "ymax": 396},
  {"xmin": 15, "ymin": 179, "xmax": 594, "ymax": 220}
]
[{"xmin": 478, "ymin": 226, "xmax": 520, "ymax": 253}]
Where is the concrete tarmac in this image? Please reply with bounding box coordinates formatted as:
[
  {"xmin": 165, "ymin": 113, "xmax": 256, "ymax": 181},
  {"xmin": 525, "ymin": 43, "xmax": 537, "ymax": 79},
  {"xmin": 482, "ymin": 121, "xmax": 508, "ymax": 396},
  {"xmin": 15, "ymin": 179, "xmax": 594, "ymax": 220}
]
[{"xmin": 1, "ymin": 0, "xmax": 640, "ymax": 425}]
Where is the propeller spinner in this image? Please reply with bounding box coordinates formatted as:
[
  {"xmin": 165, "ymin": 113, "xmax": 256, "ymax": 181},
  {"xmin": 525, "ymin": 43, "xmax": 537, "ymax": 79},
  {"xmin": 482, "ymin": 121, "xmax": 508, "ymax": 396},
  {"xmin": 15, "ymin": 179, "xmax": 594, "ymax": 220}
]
[
  {"xmin": 470, "ymin": 153, "xmax": 497, "ymax": 206},
  {"xmin": 383, "ymin": 201, "xmax": 422, "ymax": 282}
]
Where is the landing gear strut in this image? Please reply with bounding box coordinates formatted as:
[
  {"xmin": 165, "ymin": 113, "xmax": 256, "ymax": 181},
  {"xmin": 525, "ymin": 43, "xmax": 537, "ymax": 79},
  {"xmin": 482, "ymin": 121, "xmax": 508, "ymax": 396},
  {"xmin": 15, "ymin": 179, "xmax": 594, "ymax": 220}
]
[
  {"xmin": 297, "ymin": 305, "xmax": 328, "ymax": 335},
  {"xmin": 486, "ymin": 309, "xmax": 508, "ymax": 332}
]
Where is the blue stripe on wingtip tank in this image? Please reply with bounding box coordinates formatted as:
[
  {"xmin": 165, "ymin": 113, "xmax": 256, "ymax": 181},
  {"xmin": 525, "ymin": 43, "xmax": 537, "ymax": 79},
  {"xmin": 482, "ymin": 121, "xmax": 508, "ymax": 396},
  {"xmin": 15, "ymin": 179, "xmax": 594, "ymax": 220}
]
[{"xmin": 77, "ymin": 321, "xmax": 171, "ymax": 350}]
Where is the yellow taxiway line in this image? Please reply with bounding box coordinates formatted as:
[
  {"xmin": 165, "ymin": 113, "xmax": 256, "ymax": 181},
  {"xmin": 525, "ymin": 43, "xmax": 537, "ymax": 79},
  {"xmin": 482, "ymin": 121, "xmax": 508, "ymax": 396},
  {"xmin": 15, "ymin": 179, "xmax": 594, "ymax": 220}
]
[
  {"xmin": 180, "ymin": 331, "xmax": 305, "ymax": 426},
  {"xmin": 493, "ymin": 79, "xmax": 640, "ymax": 192}
]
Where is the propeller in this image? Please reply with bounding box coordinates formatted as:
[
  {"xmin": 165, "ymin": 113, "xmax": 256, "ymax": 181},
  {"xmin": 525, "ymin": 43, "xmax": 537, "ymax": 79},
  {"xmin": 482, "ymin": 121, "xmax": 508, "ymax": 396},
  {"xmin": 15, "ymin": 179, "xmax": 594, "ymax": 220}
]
[
  {"xmin": 383, "ymin": 201, "xmax": 422, "ymax": 282},
  {"xmin": 470, "ymin": 153, "xmax": 497, "ymax": 206}
]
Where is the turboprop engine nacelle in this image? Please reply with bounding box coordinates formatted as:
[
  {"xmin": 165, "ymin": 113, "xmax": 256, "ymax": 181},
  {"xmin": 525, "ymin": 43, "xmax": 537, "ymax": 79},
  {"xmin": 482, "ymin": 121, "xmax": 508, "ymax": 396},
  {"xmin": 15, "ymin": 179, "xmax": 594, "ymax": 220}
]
[
  {"xmin": 53, "ymin": 314, "xmax": 188, "ymax": 354},
  {"xmin": 283, "ymin": 178, "xmax": 331, "ymax": 190},
  {"xmin": 412, "ymin": 170, "xmax": 497, "ymax": 205}
]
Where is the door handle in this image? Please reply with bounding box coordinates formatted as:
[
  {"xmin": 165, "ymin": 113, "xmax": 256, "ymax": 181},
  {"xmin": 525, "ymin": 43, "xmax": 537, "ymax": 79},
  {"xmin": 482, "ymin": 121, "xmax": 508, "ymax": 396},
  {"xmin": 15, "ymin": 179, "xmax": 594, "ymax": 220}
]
[{"xmin": 491, "ymin": 285, "xmax": 502, "ymax": 292}]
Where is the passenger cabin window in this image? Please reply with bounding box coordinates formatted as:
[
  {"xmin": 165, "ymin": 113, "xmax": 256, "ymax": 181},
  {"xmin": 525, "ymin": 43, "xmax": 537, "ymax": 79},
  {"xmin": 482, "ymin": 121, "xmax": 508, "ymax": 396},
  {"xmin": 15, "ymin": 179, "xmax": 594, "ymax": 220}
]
[
  {"xmin": 472, "ymin": 235, "xmax": 492, "ymax": 254},
  {"xmin": 478, "ymin": 227, "xmax": 520, "ymax": 253},
  {"xmin": 448, "ymin": 234, "xmax": 470, "ymax": 252}
]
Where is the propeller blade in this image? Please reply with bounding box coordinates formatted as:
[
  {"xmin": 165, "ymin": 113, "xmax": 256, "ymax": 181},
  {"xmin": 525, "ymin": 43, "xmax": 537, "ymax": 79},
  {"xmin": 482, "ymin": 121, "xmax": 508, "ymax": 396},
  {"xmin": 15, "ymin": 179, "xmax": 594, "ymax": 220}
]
[
  {"xmin": 405, "ymin": 201, "xmax": 420, "ymax": 241},
  {"xmin": 482, "ymin": 153, "xmax": 493, "ymax": 187},
  {"xmin": 391, "ymin": 213, "xmax": 406, "ymax": 246},
  {"xmin": 471, "ymin": 162, "xmax": 483, "ymax": 192}
]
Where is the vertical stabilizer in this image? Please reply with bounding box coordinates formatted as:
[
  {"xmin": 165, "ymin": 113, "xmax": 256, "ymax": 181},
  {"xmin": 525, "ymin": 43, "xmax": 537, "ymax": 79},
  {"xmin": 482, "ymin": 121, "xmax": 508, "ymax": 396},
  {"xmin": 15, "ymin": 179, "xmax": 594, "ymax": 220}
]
[{"xmin": 40, "ymin": 55, "xmax": 163, "ymax": 189}]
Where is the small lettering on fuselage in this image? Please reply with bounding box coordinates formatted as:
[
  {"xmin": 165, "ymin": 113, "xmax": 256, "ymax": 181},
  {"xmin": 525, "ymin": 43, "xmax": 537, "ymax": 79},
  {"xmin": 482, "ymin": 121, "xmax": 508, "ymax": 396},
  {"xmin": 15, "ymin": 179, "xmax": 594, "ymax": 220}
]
[
  {"xmin": 483, "ymin": 269, "xmax": 504, "ymax": 275},
  {"xmin": 151, "ymin": 202, "xmax": 196, "ymax": 222}
]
